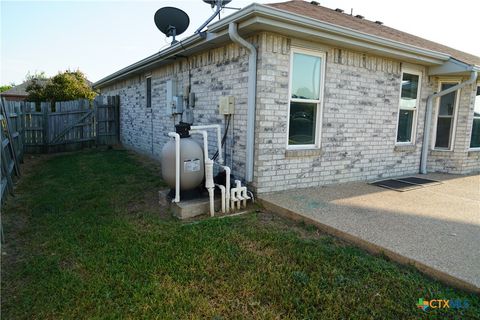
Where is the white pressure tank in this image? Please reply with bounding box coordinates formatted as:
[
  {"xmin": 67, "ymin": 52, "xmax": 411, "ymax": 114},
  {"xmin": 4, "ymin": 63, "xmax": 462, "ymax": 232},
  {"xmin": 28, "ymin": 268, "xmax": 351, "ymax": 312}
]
[{"xmin": 161, "ymin": 123, "xmax": 205, "ymax": 191}]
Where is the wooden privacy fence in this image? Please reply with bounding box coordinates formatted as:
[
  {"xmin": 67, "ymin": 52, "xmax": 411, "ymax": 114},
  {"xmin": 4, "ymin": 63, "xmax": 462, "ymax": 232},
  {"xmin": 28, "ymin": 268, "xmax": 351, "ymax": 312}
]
[
  {"xmin": 23, "ymin": 96, "xmax": 120, "ymax": 153},
  {"xmin": 0, "ymin": 96, "xmax": 120, "ymax": 205},
  {"xmin": 1, "ymin": 100, "xmax": 23, "ymax": 204}
]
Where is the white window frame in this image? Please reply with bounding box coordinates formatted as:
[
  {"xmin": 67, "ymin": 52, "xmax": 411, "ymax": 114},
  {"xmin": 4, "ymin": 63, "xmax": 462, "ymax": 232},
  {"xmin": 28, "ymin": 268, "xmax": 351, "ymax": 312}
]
[
  {"xmin": 286, "ymin": 47, "xmax": 326, "ymax": 150},
  {"xmin": 469, "ymin": 84, "xmax": 480, "ymax": 151},
  {"xmin": 432, "ymin": 80, "xmax": 461, "ymax": 151},
  {"xmin": 395, "ymin": 69, "xmax": 422, "ymax": 145}
]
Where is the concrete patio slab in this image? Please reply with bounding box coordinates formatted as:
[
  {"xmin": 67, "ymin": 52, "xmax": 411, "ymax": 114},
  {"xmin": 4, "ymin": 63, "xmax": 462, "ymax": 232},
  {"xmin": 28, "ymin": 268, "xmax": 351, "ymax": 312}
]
[{"xmin": 259, "ymin": 173, "xmax": 480, "ymax": 293}]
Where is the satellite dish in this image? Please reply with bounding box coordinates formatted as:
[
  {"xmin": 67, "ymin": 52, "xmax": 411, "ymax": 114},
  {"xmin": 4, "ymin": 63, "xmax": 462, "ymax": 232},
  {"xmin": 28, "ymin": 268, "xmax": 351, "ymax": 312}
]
[
  {"xmin": 203, "ymin": 0, "xmax": 232, "ymax": 8},
  {"xmin": 154, "ymin": 7, "xmax": 190, "ymax": 45}
]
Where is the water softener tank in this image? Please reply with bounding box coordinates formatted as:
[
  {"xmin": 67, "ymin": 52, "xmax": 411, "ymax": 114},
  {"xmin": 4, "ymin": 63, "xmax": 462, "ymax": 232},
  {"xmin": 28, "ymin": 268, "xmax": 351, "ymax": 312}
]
[{"xmin": 161, "ymin": 123, "xmax": 204, "ymax": 191}]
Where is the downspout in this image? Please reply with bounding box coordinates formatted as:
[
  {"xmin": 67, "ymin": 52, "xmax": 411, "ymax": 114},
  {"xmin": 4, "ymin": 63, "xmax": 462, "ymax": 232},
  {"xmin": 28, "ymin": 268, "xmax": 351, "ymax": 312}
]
[
  {"xmin": 228, "ymin": 22, "xmax": 257, "ymax": 183},
  {"xmin": 420, "ymin": 70, "xmax": 477, "ymax": 174}
]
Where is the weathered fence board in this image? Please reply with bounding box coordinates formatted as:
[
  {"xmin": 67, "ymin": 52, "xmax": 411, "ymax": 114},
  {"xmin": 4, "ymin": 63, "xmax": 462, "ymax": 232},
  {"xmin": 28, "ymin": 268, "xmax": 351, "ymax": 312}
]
[
  {"xmin": 21, "ymin": 96, "xmax": 119, "ymax": 153},
  {"xmin": 1, "ymin": 100, "xmax": 22, "ymax": 205},
  {"xmin": 1, "ymin": 95, "xmax": 119, "ymax": 206},
  {"xmin": 95, "ymin": 96, "xmax": 120, "ymax": 146}
]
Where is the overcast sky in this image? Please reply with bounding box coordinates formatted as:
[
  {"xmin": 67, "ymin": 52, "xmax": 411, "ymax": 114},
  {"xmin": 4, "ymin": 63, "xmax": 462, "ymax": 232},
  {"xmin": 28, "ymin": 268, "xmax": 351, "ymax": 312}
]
[{"xmin": 1, "ymin": 0, "xmax": 479, "ymax": 85}]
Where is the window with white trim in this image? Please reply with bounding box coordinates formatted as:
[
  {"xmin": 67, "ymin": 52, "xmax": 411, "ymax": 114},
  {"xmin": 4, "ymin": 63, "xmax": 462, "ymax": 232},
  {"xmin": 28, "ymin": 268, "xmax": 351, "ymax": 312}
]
[
  {"xmin": 434, "ymin": 82, "xmax": 459, "ymax": 149},
  {"xmin": 470, "ymin": 86, "xmax": 480, "ymax": 148},
  {"xmin": 396, "ymin": 71, "xmax": 421, "ymax": 143},
  {"xmin": 287, "ymin": 49, "xmax": 325, "ymax": 148}
]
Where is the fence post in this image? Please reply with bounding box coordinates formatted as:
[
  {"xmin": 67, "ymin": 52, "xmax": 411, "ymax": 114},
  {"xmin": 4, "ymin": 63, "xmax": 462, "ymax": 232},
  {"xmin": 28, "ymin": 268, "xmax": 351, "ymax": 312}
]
[
  {"xmin": 20, "ymin": 102, "xmax": 26, "ymax": 160},
  {"xmin": 94, "ymin": 96, "xmax": 100, "ymax": 145},
  {"xmin": 114, "ymin": 96, "xmax": 120, "ymax": 144},
  {"xmin": 42, "ymin": 102, "xmax": 49, "ymax": 153}
]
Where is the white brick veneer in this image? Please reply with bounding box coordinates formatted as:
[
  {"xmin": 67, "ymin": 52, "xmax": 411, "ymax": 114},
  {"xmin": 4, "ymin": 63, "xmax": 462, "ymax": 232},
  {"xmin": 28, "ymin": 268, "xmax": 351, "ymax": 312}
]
[{"xmin": 100, "ymin": 32, "xmax": 479, "ymax": 194}]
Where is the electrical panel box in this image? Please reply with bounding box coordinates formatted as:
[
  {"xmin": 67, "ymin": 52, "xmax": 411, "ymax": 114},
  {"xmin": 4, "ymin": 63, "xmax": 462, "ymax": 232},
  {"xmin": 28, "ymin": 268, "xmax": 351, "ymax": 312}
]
[
  {"xmin": 218, "ymin": 96, "xmax": 235, "ymax": 115},
  {"xmin": 166, "ymin": 78, "xmax": 183, "ymax": 114},
  {"xmin": 173, "ymin": 95, "xmax": 184, "ymax": 114}
]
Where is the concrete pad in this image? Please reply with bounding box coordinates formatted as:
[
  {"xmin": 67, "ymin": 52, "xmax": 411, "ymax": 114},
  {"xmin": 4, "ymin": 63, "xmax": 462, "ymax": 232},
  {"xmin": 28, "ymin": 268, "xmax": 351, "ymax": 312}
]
[
  {"xmin": 259, "ymin": 173, "xmax": 480, "ymax": 293},
  {"xmin": 159, "ymin": 189, "xmax": 221, "ymax": 219}
]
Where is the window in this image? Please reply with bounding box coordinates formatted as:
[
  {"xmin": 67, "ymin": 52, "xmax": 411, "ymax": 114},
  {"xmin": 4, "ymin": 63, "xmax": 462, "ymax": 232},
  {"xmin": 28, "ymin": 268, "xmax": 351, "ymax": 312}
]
[
  {"xmin": 434, "ymin": 82, "xmax": 459, "ymax": 149},
  {"xmin": 146, "ymin": 77, "xmax": 152, "ymax": 108},
  {"xmin": 396, "ymin": 71, "xmax": 421, "ymax": 143},
  {"xmin": 287, "ymin": 49, "xmax": 325, "ymax": 148},
  {"xmin": 470, "ymin": 86, "xmax": 480, "ymax": 149}
]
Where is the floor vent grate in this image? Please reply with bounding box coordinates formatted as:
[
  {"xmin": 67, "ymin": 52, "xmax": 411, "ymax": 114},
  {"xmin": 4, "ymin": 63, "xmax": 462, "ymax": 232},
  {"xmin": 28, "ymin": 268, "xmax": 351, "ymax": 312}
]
[{"xmin": 370, "ymin": 177, "xmax": 441, "ymax": 192}]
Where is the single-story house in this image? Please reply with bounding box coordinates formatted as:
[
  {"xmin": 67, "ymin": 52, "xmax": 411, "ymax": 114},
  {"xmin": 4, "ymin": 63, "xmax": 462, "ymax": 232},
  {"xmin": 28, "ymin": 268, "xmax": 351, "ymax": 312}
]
[
  {"xmin": 0, "ymin": 80, "xmax": 47, "ymax": 101},
  {"xmin": 94, "ymin": 0, "xmax": 480, "ymax": 194}
]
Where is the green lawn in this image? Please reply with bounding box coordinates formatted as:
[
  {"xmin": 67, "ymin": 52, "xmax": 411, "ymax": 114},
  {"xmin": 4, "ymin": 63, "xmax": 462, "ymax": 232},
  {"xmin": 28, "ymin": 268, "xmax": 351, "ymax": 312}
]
[{"xmin": 2, "ymin": 150, "xmax": 478, "ymax": 319}]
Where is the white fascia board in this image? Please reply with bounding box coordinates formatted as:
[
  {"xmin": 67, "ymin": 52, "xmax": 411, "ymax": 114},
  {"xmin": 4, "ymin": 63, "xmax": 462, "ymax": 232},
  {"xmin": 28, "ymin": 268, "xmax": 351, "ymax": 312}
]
[
  {"xmin": 95, "ymin": 2, "xmax": 455, "ymax": 88},
  {"xmin": 208, "ymin": 3, "xmax": 450, "ymax": 63},
  {"xmin": 93, "ymin": 33, "xmax": 205, "ymax": 88},
  {"xmin": 429, "ymin": 59, "xmax": 476, "ymax": 75},
  {"xmin": 247, "ymin": 16, "xmax": 445, "ymax": 65}
]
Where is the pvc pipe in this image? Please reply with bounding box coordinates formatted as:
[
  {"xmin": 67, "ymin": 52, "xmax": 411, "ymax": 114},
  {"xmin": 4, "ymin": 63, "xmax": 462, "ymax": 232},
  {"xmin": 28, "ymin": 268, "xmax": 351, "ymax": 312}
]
[
  {"xmin": 420, "ymin": 70, "xmax": 477, "ymax": 174},
  {"xmin": 190, "ymin": 125, "xmax": 223, "ymax": 164},
  {"xmin": 189, "ymin": 130, "xmax": 209, "ymax": 162},
  {"xmin": 230, "ymin": 189, "xmax": 237, "ymax": 211},
  {"xmin": 189, "ymin": 128, "xmax": 217, "ymax": 216},
  {"xmin": 241, "ymin": 187, "xmax": 250, "ymax": 208},
  {"xmin": 167, "ymin": 132, "xmax": 181, "ymax": 203},
  {"xmin": 205, "ymin": 159, "xmax": 215, "ymax": 217},
  {"xmin": 215, "ymin": 184, "xmax": 226, "ymax": 213},
  {"xmin": 221, "ymin": 165, "xmax": 231, "ymax": 213},
  {"xmin": 228, "ymin": 23, "xmax": 257, "ymax": 183}
]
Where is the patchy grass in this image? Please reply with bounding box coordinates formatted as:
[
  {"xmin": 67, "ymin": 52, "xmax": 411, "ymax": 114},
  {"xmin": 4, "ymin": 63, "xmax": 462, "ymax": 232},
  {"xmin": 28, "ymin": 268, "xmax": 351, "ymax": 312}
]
[{"xmin": 2, "ymin": 150, "xmax": 479, "ymax": 319}]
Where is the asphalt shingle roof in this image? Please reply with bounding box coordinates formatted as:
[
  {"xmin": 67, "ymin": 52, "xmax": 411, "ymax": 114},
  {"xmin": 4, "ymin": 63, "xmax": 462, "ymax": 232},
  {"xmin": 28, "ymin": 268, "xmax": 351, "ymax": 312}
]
[{"xmin": 267, "ymin": 0, "xmax": 480, "ymax": 66}]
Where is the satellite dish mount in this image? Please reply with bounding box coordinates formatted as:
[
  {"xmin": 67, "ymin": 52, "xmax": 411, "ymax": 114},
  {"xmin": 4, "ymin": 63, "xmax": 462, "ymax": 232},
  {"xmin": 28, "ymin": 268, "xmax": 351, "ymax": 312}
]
[
  {"xmin": 154, "ymin": 7, "xmax": 190, "ymax": 46},
  {"xmin": 195, "ymin": 0, "xmax": 237, "ymax": 33},
  {"xmin": 167, "ymin": 26, "xmax": 178, "ymax": 44}
]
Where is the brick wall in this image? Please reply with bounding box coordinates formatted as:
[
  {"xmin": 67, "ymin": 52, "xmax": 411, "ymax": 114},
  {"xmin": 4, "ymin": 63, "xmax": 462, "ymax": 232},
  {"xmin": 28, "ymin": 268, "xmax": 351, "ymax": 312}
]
[
  {"xmin": 254, "ymin": 32, "xmax": 429, "ymax": 193},
  {"xmin": 427, "ymin": 80, "xmax": 480, "ymax": 173},
  {"xmin": 99, "ymin": 40, "xmax": 261, "ymax": 181},
  {"xmin": 100, "ymin": 31, "xmax": 479, "ymax": 194}
]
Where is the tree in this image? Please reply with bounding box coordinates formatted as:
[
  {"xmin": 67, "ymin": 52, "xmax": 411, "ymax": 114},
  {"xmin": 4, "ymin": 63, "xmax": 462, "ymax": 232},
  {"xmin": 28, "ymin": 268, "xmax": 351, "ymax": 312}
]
[
  {"xmin": 25, "ymin": 71, "xmax": 49, "ymax": 104},
  {"xmin": 25, "ymin": 71, "xmax": 48, "ymax": 81},
  {"xmin": 43, "ymin": 70, "xmax": 96, "ymax": 102},
  {"xmin": 25, "ymin": 70, "xmax": 96, "ymax": 104},
  {"xmin": 0, "ymin": 85, "xmax": 13, "ymax": 93}
]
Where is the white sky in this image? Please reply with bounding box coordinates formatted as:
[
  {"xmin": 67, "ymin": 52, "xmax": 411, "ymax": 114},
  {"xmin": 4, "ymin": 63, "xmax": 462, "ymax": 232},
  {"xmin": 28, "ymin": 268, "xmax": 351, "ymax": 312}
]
[{"xmin": 1, "ymin": 0, "xmax": 479, "ymax": 85}]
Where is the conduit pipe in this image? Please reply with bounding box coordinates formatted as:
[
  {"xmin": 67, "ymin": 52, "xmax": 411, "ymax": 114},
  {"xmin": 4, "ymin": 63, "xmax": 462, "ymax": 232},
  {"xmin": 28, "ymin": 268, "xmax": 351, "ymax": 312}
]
[
  {"xmin": 228, "ymin": 23, "xmax": 257, "ymax": 183},
  {"xmin": 190, "ymin": 125, "xmax": 223, "ymax": 164},
  {"xmin": 167, "ymin": 132, "xmax": 181, "ymax": 203},
  {"xmin": 420, "ymin": 70, "xmax": 477, "ymax": 174}
]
